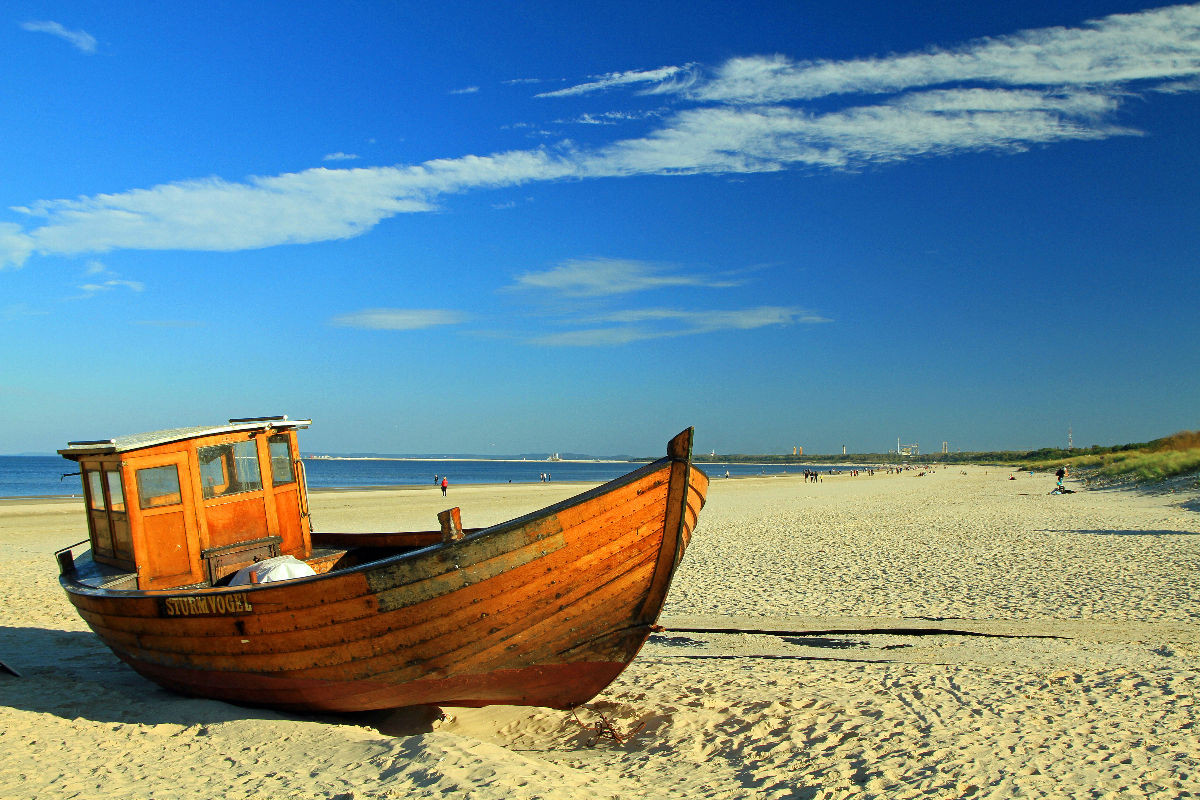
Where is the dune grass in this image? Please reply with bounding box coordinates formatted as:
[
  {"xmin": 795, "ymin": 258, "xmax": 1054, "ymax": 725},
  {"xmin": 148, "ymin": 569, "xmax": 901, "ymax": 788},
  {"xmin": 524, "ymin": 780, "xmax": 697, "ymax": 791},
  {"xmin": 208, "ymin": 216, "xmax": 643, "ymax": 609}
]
[
  {"xmin": 1025, "ymin": 430, "xmax": 1200, "ymax": 483},
  {"xmin": 1097, "ymin": 449, "xmax": 1200, "ymax": 481}
]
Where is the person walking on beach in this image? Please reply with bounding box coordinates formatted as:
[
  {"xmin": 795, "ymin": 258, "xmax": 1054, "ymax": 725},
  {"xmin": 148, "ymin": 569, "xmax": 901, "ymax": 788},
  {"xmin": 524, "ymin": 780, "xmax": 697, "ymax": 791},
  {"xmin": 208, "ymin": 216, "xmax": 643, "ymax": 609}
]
[{"xmin": 441, "ymin": 476, "xmax": 448, "ymax": 496}]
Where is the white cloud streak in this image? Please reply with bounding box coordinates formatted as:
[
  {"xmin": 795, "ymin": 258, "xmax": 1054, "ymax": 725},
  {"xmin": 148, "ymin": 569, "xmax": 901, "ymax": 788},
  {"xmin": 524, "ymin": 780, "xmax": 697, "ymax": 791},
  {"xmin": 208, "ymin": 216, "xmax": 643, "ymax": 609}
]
[
  {"xmin": 512, "ymin": 260, "xmax": 826, "ymax": 346},
  {"xmin": 596, "ymin": 306, "xmax": 830, "ymax": 328},
  {"xmin": 3, "ymin": 4, "xmax": 1199, "ymax": 269},
  {"xmin": 70, "ymin": 260, "xmax": 144, "ymax": 298},
  {"xmin": 20, "ymin": 20, "xmax": 97, "ymax": 54},
  {"xmin": 73, "ymin": 279, "xmax": 145, "ymax": 299},
  {"xmin": 330, "ymin": 308, "xmax": 469, "ymax": 330},
  {"xmin": 0, "ymin": 224, "xmax": 35, "ymax": 267},
  {"xmin": 536, "ymin": 65, "xmax": 696, "ymax": 98},
  {"xmin": 688, "ymin": 4, "xmax": 1200, "ymax": 103},
  {"xmin": 512, "ymin": 258, "xmax": 739, "ymax": 297},
  {"xmin": 329, "ymin": 261, "xmax": 809, "ymax": 346},
  {"xmin": 531, "ymin": 306, "xmax": 828, "ymax": 346},
  {"xmin": 8, "ymin": 155, "xmax": 573, "ymax": 263}
]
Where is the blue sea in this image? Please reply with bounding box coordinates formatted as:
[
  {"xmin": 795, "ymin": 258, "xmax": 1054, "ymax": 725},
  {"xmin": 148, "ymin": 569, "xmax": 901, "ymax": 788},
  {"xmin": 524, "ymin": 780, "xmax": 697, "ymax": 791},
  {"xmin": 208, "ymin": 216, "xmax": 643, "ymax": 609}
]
[{"xmin": 0, "ymin": 455, "xmax": 818, "ymax": 498}]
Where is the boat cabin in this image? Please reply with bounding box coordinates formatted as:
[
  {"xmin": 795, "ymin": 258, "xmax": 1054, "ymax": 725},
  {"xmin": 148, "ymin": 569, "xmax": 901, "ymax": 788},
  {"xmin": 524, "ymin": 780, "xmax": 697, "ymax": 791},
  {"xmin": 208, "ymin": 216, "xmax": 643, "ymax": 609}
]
[{"xmin": 58, "ymin": 416, "xmax": 312, "ymax": 590}]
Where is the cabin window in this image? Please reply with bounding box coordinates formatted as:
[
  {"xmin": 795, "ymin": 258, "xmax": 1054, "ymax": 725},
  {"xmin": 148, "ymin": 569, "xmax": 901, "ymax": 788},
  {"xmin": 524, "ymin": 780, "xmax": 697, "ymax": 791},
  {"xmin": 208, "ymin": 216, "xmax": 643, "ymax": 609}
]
[
  {"xmin": 106, "ymin": 471, "xmax": 126, "ymax": 513},
  {"xmin": 137, "ymin": 465, "xmax": 182, "ymax": 508},
  {"xmin": 87, "ymin": 470, "xmax": 106, "ymax": 510},
  {"xmin": 268, "ymin": 435, "xmax": 295, "ymax": 485},
  {"xmin": 198, "ymin": 440, "xmax": 262, "ymax": 499}
]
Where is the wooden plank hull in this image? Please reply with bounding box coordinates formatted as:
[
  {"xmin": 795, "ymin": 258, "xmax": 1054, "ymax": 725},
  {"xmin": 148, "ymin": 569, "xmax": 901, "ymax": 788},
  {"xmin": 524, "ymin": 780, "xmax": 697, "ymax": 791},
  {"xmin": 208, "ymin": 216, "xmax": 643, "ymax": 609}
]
[{"xmin": 59, "ymin": 434, "xmax": 708, "ymax": 712}]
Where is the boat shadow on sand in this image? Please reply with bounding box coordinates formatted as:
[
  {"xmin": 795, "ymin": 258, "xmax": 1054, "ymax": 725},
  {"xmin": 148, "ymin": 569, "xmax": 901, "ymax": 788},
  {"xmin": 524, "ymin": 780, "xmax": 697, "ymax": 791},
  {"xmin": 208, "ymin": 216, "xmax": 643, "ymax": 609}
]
[{"xmin": 0, "ymin": 625, "xmax": 441, "ymax": 735}]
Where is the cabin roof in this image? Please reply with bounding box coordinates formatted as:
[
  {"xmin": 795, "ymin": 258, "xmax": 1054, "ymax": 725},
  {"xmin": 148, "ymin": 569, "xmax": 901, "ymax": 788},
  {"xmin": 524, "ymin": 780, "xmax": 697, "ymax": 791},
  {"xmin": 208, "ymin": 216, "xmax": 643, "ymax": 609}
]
[{"xmin": 58, "ymin": 416, "xmax": 310, "ymax": 458}]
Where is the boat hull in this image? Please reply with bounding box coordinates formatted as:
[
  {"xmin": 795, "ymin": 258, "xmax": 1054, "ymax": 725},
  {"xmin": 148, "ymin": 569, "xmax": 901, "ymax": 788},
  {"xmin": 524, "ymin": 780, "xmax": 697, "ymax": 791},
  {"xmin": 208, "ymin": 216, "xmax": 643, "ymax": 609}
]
[{"xmin": 60, "ymin": 433, "xmax": 707, "ymax": 712}]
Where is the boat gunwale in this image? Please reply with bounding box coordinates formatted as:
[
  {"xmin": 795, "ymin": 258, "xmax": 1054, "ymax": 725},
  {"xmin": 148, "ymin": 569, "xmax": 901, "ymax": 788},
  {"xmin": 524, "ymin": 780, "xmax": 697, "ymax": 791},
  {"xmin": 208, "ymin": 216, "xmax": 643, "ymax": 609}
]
[
  {"xmin": 74, "ymin": 477, "xmax": 676, "ymax": 643},
  {"xmin": 59, "ymin": 452, "xmax": 695, "ymax": 601}
]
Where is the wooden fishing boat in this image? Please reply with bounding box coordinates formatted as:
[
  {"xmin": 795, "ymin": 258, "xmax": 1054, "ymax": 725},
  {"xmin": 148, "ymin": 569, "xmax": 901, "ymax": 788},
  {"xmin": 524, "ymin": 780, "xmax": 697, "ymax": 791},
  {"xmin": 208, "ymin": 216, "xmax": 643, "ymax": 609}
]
[{"xmin": 54, "ymin": 417, "xmax": 707, "ymax": 712}]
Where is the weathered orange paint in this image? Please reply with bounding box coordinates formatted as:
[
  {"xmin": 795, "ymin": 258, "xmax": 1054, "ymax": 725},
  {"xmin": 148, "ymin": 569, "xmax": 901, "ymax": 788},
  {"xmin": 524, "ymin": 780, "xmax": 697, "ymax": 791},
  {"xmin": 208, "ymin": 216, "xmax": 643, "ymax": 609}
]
[{"xmin": 55, "ymin": 421, "xmax": 705, "ymax": 712}]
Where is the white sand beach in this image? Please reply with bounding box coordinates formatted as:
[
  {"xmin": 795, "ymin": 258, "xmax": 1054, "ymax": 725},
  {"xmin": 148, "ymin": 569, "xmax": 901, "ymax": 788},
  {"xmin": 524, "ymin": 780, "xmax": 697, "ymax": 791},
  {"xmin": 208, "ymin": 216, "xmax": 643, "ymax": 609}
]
[{"xmin": 1, "ymin": 467, "xmax": 1197, "ymax": 799}]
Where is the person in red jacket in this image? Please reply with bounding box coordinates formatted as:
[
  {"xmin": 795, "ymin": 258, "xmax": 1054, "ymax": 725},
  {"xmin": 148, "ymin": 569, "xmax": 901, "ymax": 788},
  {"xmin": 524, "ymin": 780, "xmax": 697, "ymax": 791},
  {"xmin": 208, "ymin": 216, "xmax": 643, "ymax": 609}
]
[{"xmin": 441, "ymin": 476, "xmax": 448, "ymax": 496}]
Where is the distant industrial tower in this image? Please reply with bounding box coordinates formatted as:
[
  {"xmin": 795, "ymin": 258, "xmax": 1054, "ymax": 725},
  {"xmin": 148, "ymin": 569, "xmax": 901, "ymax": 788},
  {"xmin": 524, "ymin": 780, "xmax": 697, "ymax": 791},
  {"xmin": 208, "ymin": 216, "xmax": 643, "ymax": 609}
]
[
  {"xmin": 1068, "ymin": 425, "xmax": 1073, "ymax": 450},
  {"xmin": 942, "ymin": 441, "xmax": 949, "ymax": 454},
  {"xmin": 842, "ymin": 445, "xmax": 847, "ymax": 455}
]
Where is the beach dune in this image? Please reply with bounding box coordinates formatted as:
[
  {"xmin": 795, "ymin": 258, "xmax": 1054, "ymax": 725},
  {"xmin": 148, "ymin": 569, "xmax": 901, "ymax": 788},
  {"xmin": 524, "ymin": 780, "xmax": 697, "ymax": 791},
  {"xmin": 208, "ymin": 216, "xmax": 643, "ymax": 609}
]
[{"xmin": 1, "ymin": 466, "xmax": 1197, "ymax": 799}]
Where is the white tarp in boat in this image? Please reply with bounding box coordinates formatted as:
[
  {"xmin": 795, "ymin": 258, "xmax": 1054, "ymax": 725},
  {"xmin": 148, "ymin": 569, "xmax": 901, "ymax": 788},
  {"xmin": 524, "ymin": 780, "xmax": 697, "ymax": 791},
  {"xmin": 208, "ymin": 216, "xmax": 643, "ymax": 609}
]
[{"xmin": 228, "ymin": 554, "xmax": 316, "ymax": 586}]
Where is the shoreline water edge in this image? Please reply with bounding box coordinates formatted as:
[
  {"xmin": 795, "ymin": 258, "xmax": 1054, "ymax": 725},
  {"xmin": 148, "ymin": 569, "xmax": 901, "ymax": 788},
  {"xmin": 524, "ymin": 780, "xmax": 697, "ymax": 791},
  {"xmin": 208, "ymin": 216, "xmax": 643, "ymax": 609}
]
[{"xmin": 0, "ymin": 454, "xmax": 881, "ymax": 498}]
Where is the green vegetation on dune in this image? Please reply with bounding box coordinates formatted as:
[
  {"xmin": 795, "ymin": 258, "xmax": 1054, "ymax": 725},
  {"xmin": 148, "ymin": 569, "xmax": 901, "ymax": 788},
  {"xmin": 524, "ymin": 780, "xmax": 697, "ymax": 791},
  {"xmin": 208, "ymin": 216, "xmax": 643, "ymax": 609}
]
[{"xmin": 1022, "ymin": 430, "xmax": 1200, "ymax": 482}]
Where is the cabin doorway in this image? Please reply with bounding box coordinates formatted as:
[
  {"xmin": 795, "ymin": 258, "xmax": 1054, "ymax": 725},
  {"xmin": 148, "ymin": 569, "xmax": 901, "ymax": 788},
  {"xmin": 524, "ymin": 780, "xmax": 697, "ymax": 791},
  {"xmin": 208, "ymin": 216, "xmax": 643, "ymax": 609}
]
[
  {"xmin": 83, "ymin": 466, "xmax": 133, "ymax": 567},
  {"xmin": 266, "ymin": 434, "xmax": 308, "ymax": 553},
  {"xmin": 127, "ymin": 451, "xmax": 203, "ymax": 589}
]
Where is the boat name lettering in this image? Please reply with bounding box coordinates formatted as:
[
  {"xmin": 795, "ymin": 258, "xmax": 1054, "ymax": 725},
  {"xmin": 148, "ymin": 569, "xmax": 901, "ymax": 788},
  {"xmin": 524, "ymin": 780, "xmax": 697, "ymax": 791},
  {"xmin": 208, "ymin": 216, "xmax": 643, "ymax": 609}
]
[{"xmin": 160, "ymin": 594, "xmax": 253, "ymax": 617}]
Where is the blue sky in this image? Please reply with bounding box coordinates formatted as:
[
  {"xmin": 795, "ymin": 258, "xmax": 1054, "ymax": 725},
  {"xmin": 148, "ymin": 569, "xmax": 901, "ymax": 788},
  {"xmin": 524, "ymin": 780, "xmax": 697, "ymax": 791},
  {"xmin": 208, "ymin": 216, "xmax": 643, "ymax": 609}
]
[{"xmin": 3, "ymin": 1, "xmax": 1198, "ymax": 456}]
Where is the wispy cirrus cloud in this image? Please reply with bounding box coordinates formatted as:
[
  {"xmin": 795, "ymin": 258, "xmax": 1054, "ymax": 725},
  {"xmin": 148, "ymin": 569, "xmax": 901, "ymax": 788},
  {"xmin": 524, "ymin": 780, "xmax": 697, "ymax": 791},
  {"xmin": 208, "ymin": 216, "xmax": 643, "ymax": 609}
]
[
  {"xmin": 560, "ymin": 109, "xmax": 665, "ymax": 126},
  {"xmin": 585, "ymin": 88, "xmax": 1134, "ymax": 174},
  {"xmin": 330, "ymin": 308, "xmax": 470, "ymax": 330},
  {"xmin": 322, "ymin": 152, "xmax": 360, "ymax": 162},
  {"xmin": 327, "ymin": 259, "xmax": 816, "ymax": 346},
  {"xmin": 596, "ymin": 306, "xmax": 829, "ymax": 327},
  {"xmin": 511, "ymin": 259, "xmax": 825, "ymax": 346},
  {"xmin": 5, "ymin": 152, "xmax": 573, "ymax": 266},
  {"xmin": 0, "ymin": 224, "xmax": 35, "ymax": 266},
  {"xmin": 687, "ymin": 5, "xmax": 1200, "ymax": 104},
  {"xmin": 20, "ymin": 20, "xmax": 97, "ymax": 54},
  {"xmin": 4, "ymin": 4, "xmax": 1200, "ymax": 269},
  {"xmin": 511, "ymin": 258, "xmax": 739, "ymax": 297},
  {"xmin": 73, "ymin": 279, "xmax": 144, "ymax": 299},
  {"xmin": 531, "ymin": 306, "xmax": 828, "ymax": 346},
  {"xmin": 70, "ymin": 260, "xmax": 144, "ymax": 299},
  {"xmin": 535, "ymin": 65, "xmax": 697, "ymax": 98}
]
